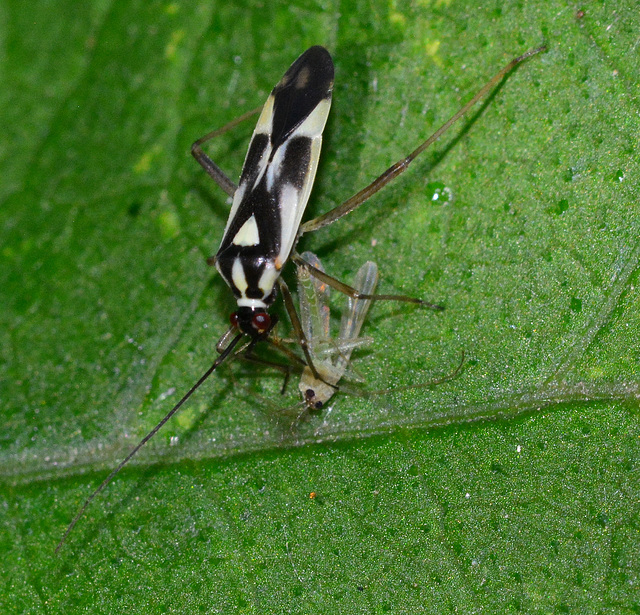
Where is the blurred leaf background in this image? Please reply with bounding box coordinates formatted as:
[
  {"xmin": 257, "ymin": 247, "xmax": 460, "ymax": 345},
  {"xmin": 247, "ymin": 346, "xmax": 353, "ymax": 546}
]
[{"xmin": 1, "ymin": 0, "xmax": 639, "ymax": 612}]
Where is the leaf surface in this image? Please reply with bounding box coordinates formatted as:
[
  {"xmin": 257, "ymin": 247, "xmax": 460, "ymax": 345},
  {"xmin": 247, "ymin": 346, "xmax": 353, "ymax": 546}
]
[{"xmin": 1, "ymin": 0, "xmax": 639, "ymax": 611}]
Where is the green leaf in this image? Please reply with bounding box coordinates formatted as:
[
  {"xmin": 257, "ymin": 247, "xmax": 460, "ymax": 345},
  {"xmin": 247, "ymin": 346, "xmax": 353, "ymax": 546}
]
[{"xmin": 2, "ymin": 0, "xmax": 639, "ymax": 612}]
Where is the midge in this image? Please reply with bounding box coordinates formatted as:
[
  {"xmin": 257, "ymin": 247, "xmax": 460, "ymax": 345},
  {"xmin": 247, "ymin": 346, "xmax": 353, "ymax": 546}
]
[
  {"xmin": 57, "ymin": 44, "xmax": 545, "ymax": 551},
  {"xmin": 296, "ymin": 251, "xmax": 379, "ymax": 412},
  {"xmin": 295, "ymin": 252, "xmax": 466, "ymax": 416}
]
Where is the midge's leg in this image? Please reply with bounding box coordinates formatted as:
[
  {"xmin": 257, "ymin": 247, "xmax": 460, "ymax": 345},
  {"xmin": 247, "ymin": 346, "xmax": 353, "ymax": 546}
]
[
  {"xmin": 241, "ymin": 334, "xmax": 317, "ymax": 395},
  {"xmin": 323, "ymin": 351, "xmax": 465, "ymax": 408},
  {"xmin": 299, "ymin": 46, "xmax": 546, "ymax": 236},
  {"xmin": 235, "ymin": 354, "xmax": 293, "ymax": 395},
  {"xmin": 364, "ymin": 351, "xmax": 466, "ymax": 397},
  {"xmin": 292, "ymin": 253, "xmax": 444, "ymax": 311},
  {"xmin": 190, "ymin": 105, "xmax": 262, "ymax": 197}
]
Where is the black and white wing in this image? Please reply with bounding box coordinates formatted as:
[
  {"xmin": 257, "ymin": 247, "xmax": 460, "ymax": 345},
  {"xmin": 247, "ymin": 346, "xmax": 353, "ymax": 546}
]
[{"xmin": 215, "ymin": 46, "xmax": 334, "ymax": 309}]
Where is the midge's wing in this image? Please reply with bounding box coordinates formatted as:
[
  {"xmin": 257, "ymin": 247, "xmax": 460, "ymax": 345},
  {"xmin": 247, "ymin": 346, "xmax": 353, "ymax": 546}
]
[
  {"xmin": 334, "ymin": 261, "xmax": 378, "ymax": 373},
  {"xmin": 215, "ymin": 47, "xmax": 334, "ymax": 305},
  {"xmin": 298, "ymin": 259, "xmax": 379, "ymax": 409},
  {"xmin": 297, "ymin": 251, "xmax": 331, "ymax": 354}
]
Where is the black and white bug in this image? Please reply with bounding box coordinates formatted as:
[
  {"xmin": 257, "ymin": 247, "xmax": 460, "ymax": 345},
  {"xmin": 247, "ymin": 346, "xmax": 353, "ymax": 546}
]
[
  {"xmin": 208, "ymin": 47, "xmax": 334, "ymax": 339},
  {"xmin": 57, "ymin": 44, "xmax": 545, "ymax": 551}
]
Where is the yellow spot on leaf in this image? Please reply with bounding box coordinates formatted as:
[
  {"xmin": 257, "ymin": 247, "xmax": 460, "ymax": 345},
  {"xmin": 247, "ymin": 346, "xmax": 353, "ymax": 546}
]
[
  {"xmin": 165, "ymin": 29, "xmax": 185, "ymax": 60},
  {"xmin": 157, "ymin": 210, "xmax": 180, "ymax": 241},
  {"xmin": 425, "ymin": 40, "xmax": 442, "ymax": 67},
  {"xmin": 389, "ymin": 11, "xmax": 406, "ymax": 27},
  {"xmin": 133, "ymin": 144, "xmax": 162, "ymax": 174},
  {"xmin": 176, "ymin": 405, "xmax": 197, "ymax": 430}
]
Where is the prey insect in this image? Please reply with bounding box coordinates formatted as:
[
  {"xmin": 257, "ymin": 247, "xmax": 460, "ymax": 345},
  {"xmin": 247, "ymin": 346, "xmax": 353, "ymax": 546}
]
[
  {"xmin": 296, "ymin": 251, "xmax": 379, "ymax": 411},
  {"xmin": 294, "ymin": 252, "xmax": 466, "ymax": 417},
  {"xmin": 56, "ymin": 44, "xmax": 545, "ymax": 552}
]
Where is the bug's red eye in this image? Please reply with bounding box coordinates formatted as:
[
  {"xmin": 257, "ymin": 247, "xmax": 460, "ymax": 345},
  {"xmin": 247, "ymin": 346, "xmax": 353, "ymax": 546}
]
[
  {"xmin": 251, "ymin": 312, "xmax": 271, "ymax": 333},
  {"xmin": 230, "ymin": 312, "xmax": 240, "ymax": 328}
]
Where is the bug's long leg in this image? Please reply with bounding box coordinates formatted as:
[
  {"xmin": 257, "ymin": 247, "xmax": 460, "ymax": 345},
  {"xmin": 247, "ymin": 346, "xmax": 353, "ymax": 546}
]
[
  {"xmin": 55, "ymin": 331, "xmax": 245, "ymax": 554},
  {"xmin": 299, "ymin": 46, "xmax": 546, "ymax": 236},
  {"xmin": 293, "ymin": 253, "xmax": 444, "ymax": 310},
  {"xmin": 191, "ymin": 105, "xmax": 262, "ymax": 197}
]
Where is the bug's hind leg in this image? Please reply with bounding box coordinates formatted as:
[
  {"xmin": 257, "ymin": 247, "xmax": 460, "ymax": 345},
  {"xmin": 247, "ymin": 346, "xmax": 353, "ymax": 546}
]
[{"xmin": 298, "ymin": 47, "xmax": 546, "ymax": 236}]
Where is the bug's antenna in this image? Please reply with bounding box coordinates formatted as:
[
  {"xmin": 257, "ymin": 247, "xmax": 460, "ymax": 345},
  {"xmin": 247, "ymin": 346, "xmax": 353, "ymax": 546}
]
[{"xmin": 55, "ymin": 331, "xmax": 244, "ymax": 554}]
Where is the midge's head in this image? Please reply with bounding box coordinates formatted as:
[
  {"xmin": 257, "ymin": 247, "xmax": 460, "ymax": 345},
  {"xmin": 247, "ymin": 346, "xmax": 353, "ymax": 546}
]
[{"xmin": 230, "ymin": 306, "xmax": 275, "ymax": 338}]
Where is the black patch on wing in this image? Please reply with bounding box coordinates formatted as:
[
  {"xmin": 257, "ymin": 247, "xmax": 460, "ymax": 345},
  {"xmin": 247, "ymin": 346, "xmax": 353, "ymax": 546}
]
[
  {"xmin": 280, "ymin": 136, "xmax": 312, "ymax": 189},
  {"xmin": 237, "ymin": 133, "xmax": 269, "ymax": 189},
  {"xmin": 216, "ymin": 174, "xmax": 281, "ymax": 289},
  {"xmin": 270, "ymin": 46, "xmax": 334, "ymax": 151},
  {"xmin": 218, "ymin": 180, "xmax": 280, "ymax": 252},
  {"xmin": 216, "ymin": 135, "xmax": 313, "ymax": 289}
]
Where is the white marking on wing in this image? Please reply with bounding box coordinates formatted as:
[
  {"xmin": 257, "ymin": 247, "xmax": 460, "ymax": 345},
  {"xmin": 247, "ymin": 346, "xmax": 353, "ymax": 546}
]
[
  {"xmin": 266, "ymin": 98, "xmax": 331, "ymax": 194},
  {"xmin": 266, "ymin": 140, "xmax": 287, "ymax": 193},
  {"xmin": 277, "ymin": 137, "xmax": 322, "ymax": 266},
  {"xmin": 231, "ymin": 257, "xmax": 248, "ymax": 296},
  {"xmin": 232, "ymin": 214, "xmax": 260, "ymax": 246},
  {"xmin": 295, "ymin": 99, "xmax": 331, "ymax": 137},
  {"xmin": 255, "ymin": 94, "xmax": 275, "ymax": 135},
  {"xmin": 253, "ymin": 145, "xmax": 271, "ymax": 186},
  {"xmin": 278, "ymin": 183, "xmax": 302, "ymax": 260},
  {"xmin": 258, "ymin": 263, "xmax": 279, "ymax": 296},
  {"xmin": 294, "ymin": 65, "xmax": 311, "ymax": 89},
  {"xmin": 220, "ymin": 143, "xmax": 270, "ymax": 245}
]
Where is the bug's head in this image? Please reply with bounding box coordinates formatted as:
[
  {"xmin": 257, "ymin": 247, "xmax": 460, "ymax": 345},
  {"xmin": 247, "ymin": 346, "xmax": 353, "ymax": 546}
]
[{"xmin": 230, "ymin": 307, "xmax": 274, "ymax": 338}]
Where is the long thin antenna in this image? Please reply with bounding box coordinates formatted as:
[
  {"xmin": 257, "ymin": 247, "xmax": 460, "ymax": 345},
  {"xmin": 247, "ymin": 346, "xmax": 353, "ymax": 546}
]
[{"xmin": 56, "ymin": 331, "xmax": 244, "ymax": 553}]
